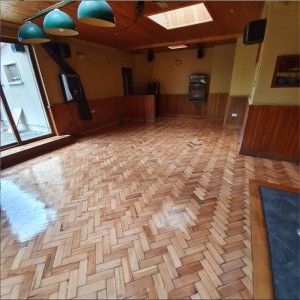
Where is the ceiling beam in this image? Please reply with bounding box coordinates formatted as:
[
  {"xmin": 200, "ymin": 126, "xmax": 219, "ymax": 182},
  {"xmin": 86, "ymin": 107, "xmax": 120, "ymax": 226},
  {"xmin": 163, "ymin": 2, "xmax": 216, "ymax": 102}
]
[{"xmin": 123, "ymin": 33, "xmax": 241, "ymax": 51}]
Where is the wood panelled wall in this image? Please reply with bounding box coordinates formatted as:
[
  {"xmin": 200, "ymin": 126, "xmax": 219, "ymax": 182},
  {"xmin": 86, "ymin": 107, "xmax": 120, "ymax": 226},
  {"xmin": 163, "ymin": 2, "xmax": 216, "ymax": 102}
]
[
  {"xmin": 159, "ymin": 94, "xmax": 206, "ymax": 117},
  {"xmin": 240, "ymin": 105, "xmax": 300, "ymax": 162},
  {"xmin": 224, "ymin": 96, "xmax": 249, "ymax": 126},
  {"xmin": 158, "ymin": 94, "xmax": 249, "ymax": 127},
  {"xmin": 48, "ymin": 95, "xmax": 155, "ymax": 137},
  {"xmin": 206, "ymin": 93, "xmax": 228, "ymax": 119}
]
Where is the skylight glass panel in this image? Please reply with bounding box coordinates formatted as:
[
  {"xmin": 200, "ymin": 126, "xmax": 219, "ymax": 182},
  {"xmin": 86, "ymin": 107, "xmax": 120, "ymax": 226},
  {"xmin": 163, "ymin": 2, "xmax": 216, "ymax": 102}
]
[{"xmin": 148, "ymin": 3, "xmax": 213, "ymax": 30}]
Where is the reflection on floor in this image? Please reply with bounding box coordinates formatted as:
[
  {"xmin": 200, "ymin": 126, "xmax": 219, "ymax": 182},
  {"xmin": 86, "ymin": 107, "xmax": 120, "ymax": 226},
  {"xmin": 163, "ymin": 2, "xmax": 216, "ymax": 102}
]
[
  {"xmin": 260, "ymin": 187, "xmax": 300, "ymax": 300},
  {"xmin": 1, "ymin": 180, "xmax": 57, "ymax": 243},
  {"xmin": 1, "ymin": 130, "xmax": 49, "ymax": 146},
  {"xmin": 1, "ymin": 118, "xmax": 299, "ymax": 299}
]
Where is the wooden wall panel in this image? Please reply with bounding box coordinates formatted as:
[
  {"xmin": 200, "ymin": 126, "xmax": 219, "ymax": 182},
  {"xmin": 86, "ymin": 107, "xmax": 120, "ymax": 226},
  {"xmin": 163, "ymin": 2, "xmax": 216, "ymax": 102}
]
[
  {"xmin": 206, "ymin": 93, "xmax": 228, "ymax": 118},
  {"xmin": 130, "ymin": 96, "xmax": 145, "ymax": 122},
  {"xmin": 47, "ymin": 102, "xmax": 81, "ymax": 136},
  {"xmin": 144, "ymin": 95, "xmax": 155, "ymax": 123},
  {"xmin": 240, "ymin": 105, "xmax": 300, "ymax": 162},
  {"xmin": 224, "ymin": 96, "xmax": 248, "ymax": 126},
  {"xmin": 48, "ymin": 98, "xmax": 120, "ymax": 136},
  {"xmin": 49, "ymin": 95, "xmax": 156, "ymax": 136},
  {"xmin": 118, "ymin": 96, "xmax": 132, "ymax": 121},
  {"xmin": 159, "ymin": 94, "xmax": 206, "ymax": 117}
]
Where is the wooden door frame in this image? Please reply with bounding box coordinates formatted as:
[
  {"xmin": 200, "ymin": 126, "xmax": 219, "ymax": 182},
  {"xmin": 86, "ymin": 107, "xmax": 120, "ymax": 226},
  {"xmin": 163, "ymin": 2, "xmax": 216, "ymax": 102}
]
[{"xmin": 0, "ymin": 37, "xmax": 55, "ymax": 150}]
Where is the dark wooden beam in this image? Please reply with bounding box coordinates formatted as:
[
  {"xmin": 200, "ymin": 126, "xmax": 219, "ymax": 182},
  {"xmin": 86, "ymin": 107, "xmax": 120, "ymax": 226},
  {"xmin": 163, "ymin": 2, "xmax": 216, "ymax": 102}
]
[{"xmin": 123, "ymin": 33, "xmax": 240, "ymax": 51}]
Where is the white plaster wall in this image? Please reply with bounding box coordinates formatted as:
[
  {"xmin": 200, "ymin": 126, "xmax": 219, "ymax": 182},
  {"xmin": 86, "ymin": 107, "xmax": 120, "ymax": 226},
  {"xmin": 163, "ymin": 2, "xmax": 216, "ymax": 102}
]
[{"xmin": 0, "ymin": 43, "xmax": 50, "ymax": 133}]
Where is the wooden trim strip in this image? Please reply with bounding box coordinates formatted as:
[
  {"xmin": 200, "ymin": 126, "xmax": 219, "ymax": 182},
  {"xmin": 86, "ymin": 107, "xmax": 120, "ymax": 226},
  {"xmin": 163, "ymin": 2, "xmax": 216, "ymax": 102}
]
[
  {"xmin": 124, "ymin": 34, "xmax": 240, "ymax": 51},
  {"xmin": 249, "ymin": 180, "xmax": 300, "ymax": 300}
]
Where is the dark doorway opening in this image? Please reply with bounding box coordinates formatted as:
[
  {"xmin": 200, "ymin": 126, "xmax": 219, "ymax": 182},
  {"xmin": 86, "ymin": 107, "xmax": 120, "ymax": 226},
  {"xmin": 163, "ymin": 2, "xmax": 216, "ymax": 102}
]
[{"xmin": 122, "ymin": 68, "xmax": 133, "ymax": 96}]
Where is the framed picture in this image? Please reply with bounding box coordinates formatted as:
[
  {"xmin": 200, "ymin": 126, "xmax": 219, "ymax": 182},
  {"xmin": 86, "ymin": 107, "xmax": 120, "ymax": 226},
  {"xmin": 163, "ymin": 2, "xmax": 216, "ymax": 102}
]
[{"xmin": 271, "ymin": 55, "xmax": 300, "ymax": 88}]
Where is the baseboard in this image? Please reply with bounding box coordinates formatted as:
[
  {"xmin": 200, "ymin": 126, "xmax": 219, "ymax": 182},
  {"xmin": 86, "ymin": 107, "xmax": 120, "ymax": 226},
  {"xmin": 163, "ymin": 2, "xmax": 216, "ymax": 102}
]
[{"xmin": 160, "ymin": 114, "xmax": 204, "ymax": 119}]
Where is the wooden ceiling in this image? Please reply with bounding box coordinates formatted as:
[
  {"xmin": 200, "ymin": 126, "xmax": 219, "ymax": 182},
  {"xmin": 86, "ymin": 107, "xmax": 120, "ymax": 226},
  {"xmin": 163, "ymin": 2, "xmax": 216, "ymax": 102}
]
[{"xmin": 1, "ymin": 1, "xmax": 264, "ymax": 53}]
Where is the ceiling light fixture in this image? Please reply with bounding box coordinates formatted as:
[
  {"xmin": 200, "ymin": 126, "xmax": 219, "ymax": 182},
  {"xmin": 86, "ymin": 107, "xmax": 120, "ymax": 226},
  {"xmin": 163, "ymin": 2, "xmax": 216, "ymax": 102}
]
[
  {"xmin": 78, "ymin": 1, "xmax": 116, "ymax": 27},
  {"xmin": 18, "ymin": 0, "xmax": 116, "ymax": 44},
  {"xmin": 168, "ymin": 45, "xmax": 188, "ymax": 50},
  {"xmin": 43, "ymin": 9, "xmax": 79, "ymax": 36},
  {"xmin": 18, "ymin": 22, "xmax": 51, "ymax": 44}
]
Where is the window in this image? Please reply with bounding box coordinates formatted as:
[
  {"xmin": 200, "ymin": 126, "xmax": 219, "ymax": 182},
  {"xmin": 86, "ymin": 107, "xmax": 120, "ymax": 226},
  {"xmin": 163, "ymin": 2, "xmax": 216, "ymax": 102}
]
[
  {"xmin": 3, "ymin": 62, "xmax": 22, "ymax": 85},
  {"xmin": 147, "ymin": 3, "xmax": 213, "ymax": 30}
]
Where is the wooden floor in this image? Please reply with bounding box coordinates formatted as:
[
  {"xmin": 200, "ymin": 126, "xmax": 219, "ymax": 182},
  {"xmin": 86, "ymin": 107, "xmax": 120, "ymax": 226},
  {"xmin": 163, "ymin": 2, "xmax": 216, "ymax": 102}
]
[{"xmin": 1, "ymin": 118, "xmax": 299, "ymax": 299}]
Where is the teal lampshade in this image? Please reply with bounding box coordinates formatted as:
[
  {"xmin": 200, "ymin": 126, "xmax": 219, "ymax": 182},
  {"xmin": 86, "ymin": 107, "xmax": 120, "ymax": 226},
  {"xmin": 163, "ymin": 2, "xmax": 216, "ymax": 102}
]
[
  {"xmin": 78, "ymin": 1, "xmax": 116, "ymax": 27},
  {"xmin": 18, "ymin": 22, "xmax": 50, "ymax": 44},
  {"xmin": 43, "ymin": 9, "xmax": 79, "ymax": 36}
]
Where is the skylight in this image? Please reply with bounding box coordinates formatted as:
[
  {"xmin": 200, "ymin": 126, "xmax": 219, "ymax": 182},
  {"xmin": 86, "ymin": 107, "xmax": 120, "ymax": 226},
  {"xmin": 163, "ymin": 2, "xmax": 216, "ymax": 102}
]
[{"xmin": 148, "ymin": 3, "xmax": 213, "ymax": 30}]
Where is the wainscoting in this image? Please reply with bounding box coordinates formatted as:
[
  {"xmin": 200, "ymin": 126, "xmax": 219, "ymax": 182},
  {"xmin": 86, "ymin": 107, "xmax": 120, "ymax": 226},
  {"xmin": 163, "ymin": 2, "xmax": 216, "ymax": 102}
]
[
  {"xmin": 223, "ymin": 96, "xmax": 248, "ymax": 126},
  {"xmin": 206, "ymin": 93, "xmax": 228, "ymax": 119},
  {"xmin": 159, "ymin": 94, "xmax": 206, "ymax": 117},
  {"xmin": 240, "ymin": 105, "xmax": 300, "ymax": 162},
  {"xmin": 48, "ymin": 95, "xmax": 155, "ymax": 136},
  {"xmin": 150, "ymin": 94, "xmax": 248, "ymax": 126}
]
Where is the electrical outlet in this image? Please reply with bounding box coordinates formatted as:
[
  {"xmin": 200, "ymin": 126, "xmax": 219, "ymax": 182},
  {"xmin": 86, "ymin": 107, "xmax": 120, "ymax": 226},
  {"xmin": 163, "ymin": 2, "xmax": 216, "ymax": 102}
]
[{"xmin": 231, "ymin": 113, "xmax": 238, "ymax": 117}]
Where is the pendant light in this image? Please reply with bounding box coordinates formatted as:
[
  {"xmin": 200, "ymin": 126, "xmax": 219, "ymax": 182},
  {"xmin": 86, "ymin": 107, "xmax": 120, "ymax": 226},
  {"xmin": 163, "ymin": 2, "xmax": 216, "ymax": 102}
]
[
  {"xmin": 77, "ymin": 1, "xmax": 116, "ymax": 27},
  {"xmin": 18, "ymin": 22, "xmax": 50, "ymax": 44},
  {"xmin": 43, "ymin": 8, "xmax": 79, "ymax": 36}
]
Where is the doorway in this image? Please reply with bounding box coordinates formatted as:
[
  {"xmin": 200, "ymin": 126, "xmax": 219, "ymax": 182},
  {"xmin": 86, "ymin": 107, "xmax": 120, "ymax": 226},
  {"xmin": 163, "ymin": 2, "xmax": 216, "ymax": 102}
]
[
  {"xmin": 0, "ymin": 39, "xmax": 53, "ymax": 149},
  {"xmin": 122, "ymin": 67, "xmax": 133, "ymax": 95}
]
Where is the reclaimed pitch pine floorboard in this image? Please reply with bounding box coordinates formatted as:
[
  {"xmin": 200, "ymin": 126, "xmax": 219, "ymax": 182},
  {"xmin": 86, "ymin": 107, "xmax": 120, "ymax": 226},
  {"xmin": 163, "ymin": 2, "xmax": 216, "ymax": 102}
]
[{"xmin": 1, "ymin": 118, "xmax": 299, "ymax": 299}]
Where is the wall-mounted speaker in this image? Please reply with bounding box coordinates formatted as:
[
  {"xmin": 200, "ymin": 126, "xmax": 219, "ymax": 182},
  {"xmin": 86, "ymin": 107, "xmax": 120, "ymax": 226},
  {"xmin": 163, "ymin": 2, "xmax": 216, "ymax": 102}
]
[
  {"xmin": 147, "ymin": 51, "xmax": 154, "ymax": 62},
  {"xmin": 243, "ymin": 18, "xmax": 267, "ymax": 45},
  {"xmin": 197, "ymin": 48, "xmax": 203, "ymax": 59},
  {"xmin": 52, "ymin": 42, "xmax": 71, "ymax": 58}
]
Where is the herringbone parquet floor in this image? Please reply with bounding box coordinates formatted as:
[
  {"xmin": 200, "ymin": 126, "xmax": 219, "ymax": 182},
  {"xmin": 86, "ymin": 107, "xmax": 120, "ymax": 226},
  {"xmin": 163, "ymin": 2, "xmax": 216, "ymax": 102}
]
[{"xmin": 1, "ymin": 118, "xmax": 299, "ymax": 299}]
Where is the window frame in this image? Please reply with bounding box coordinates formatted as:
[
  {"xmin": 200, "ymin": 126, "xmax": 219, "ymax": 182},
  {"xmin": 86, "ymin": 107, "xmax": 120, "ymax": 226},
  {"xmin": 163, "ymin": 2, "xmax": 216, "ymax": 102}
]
[{"xmin": 3, "ymin": 62, "xmax": 23, "ymax": 85}]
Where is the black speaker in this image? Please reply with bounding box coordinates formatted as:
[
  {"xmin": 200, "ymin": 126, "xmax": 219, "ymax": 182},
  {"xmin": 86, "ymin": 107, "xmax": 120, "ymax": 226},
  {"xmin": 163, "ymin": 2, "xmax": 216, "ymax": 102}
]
[
  {"xmin": 243, "ymin": 19, "xmax": 267, "ymax": 45},
  {"xmin": 148, "ymin": 51, "xmax": 154, "ymax": 62},
  {"xmin": 52, "ymin": 42, "xmax": 71, "ymax": 58},
  {"xmin": 197, "ymin": 48, "xmax": 203, "ymax": 59}
]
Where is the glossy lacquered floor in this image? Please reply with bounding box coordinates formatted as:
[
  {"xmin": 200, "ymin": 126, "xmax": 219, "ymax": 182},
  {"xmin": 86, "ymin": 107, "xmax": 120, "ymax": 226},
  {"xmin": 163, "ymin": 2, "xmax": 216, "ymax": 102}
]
[
  {"xmin": 1, "ymin": 129, "xmax": 50, "ymax": 147},
  {"xmin": 1, "ymin": 118, "xmax": 299, "ymax": 299}
]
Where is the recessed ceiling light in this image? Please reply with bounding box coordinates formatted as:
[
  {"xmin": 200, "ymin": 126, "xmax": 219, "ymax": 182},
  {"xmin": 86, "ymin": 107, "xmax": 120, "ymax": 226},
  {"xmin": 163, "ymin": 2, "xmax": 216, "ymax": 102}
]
[
  {"xmin": 168, "ymin": 45, "xmax": 188, "ymax": 50},
  {"xmin": 148, "ymin": 3, "xmax": 213, "ymax": 30}
]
